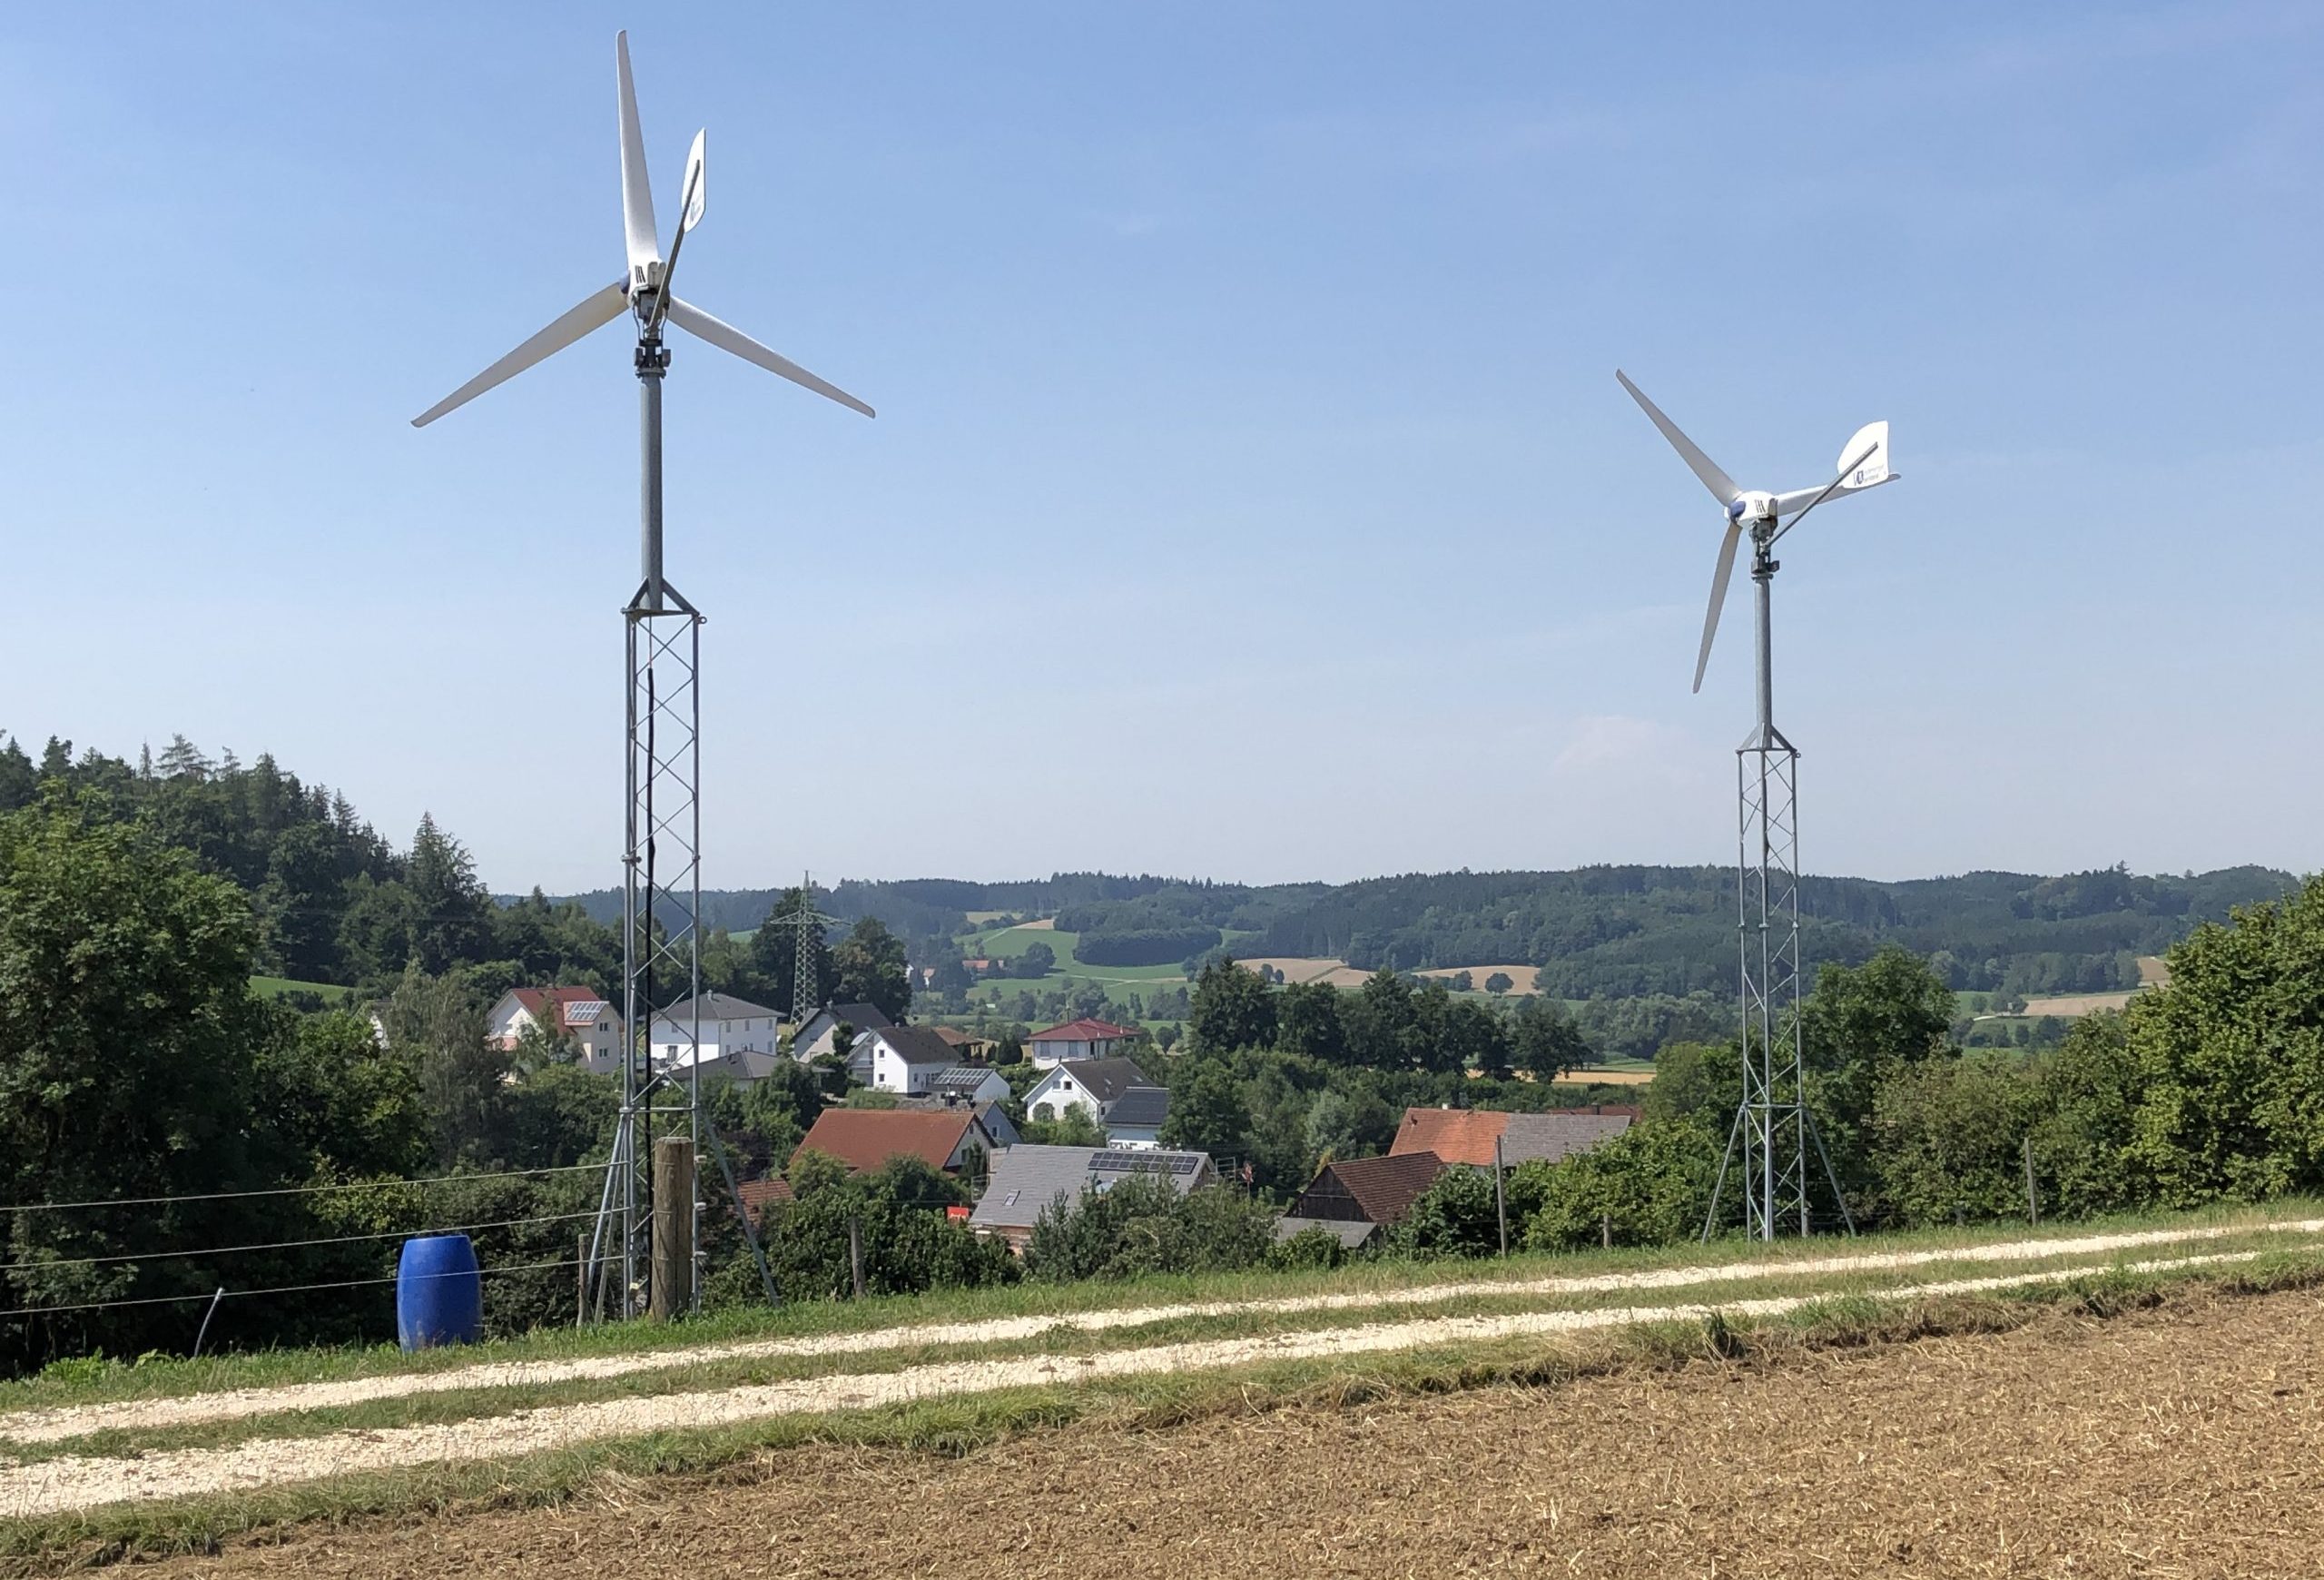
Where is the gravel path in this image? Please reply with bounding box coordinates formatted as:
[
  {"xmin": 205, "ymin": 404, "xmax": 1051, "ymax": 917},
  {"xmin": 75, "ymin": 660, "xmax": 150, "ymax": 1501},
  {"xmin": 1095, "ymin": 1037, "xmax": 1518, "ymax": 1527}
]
[
  {"xmin": 4, "ymin": 1214, "xmax": 2315, "ymax": 1450},
  {"xmin": 0, "ymin": 1249, "xmax": 2276, "ymax": 1519}
]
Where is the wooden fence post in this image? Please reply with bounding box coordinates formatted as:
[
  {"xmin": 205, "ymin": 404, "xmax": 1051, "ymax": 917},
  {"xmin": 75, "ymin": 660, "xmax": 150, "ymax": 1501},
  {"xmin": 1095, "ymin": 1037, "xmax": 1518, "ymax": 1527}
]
[{"xmin": 651, "ymin": 1136, "xmax": 695, "ymax": 1320}]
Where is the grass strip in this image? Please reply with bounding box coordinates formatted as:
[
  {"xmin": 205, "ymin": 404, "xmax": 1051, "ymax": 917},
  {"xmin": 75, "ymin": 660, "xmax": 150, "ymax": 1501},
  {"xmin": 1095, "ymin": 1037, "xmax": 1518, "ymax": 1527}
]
[{"xmin": 8, "ymin": 1196, "xmax": 2319, "ymax": 1416}]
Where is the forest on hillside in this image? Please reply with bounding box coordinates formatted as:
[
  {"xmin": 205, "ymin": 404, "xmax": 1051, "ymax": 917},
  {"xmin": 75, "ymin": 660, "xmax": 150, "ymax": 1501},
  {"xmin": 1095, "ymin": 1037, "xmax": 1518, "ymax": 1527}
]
[
  {"xmin": 566, "ymin": 864, "xmax": 2301, "ymax": 1001},
  {"xmin": 5, "ymin": 730, "xmax": 2296, "ymax": 1007}
]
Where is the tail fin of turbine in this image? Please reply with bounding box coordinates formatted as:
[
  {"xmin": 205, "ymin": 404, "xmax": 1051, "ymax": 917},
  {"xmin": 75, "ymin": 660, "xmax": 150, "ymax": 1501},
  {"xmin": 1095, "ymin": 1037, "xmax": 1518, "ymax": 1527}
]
[{"xmin": 1837, "ymin": 420, "xmax": 1891, "ymax": 489}]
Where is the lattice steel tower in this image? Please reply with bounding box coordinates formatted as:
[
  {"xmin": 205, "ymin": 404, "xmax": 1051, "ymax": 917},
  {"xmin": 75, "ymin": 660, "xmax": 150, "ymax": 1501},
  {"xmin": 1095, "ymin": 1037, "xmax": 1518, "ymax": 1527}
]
[
  {"xmin": 413, "ymin": 32, "xmax": 872, "ymax": 1317},
  {"xmin": 1614, "ymin": 371, "xmax": 1896, "ymax": 1240}
]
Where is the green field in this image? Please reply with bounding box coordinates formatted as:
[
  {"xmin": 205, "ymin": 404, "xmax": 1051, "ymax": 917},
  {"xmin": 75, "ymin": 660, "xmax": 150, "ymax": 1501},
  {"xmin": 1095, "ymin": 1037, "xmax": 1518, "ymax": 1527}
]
[{"xmin": 249, "ymin": 975, "xmax": 354, "ymax": 1005}]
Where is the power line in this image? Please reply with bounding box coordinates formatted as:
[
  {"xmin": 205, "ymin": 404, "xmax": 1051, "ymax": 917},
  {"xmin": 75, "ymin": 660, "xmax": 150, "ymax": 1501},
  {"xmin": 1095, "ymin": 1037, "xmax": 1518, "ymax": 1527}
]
[
  {"xmin": 0, "ymin": 1209, "xmax": 603, "ymax": 1276},
  {"xmin": 0, "ymin": 1162, "xmax": 601, "ymax": 1217},
  {"xmin": 0, "ymin": 1259, "xmax": 584, "ymax": 1321}
]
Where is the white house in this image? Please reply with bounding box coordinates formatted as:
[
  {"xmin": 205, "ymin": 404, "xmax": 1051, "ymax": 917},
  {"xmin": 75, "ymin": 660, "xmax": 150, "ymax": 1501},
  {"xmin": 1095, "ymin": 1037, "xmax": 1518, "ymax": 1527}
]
[
  {"xmin": 789, "ymin": 1002, "xmax": 894, "ymax": 1062},
  {"xmin": 1025, "ymin": 1016, "xmax": 1139, "ymax": 1068},
  {"xmin": 486, "ymin": 987, "xmax": 624, "ymax": 1072},
  {"xmin": 922, "ymin": 1062, "xmax": 1012, "ymax": 1105},
  {"xmin": 851, "ymin": 1025, "xmax": 970, "ymax": 1095},
  {"xmin": 648, "ymin": 992, "xmax": 783, "ymax": 1068},
  {"xmin": 1023, "ymin": 1058, "xmax": 1160, "ymax": 1127}
]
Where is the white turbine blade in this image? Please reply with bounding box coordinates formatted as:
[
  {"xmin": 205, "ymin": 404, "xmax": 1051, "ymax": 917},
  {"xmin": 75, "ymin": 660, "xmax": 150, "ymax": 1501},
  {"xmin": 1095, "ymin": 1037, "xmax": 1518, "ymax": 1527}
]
[
  {"xmin": 1692, "ymin": 520, "xmax": 1742, "ymax": 694},
  {"xmin": 665, "ymin": 296, "xmax": 875, "ymax": 418},
  {"xmin": 680, "ymin": 129, "xmax": 706, "ymax": 232},
  {"xmin": 1617, "ymin": 370, "xmax": 1741, "ymax": 506},
  {"xmin": 411, "ymin": 281, "xmax": 628, "ymax": 427},
  {"xmin": 615, "ymin": 31, "xmax": 660, "ymax": 280}
]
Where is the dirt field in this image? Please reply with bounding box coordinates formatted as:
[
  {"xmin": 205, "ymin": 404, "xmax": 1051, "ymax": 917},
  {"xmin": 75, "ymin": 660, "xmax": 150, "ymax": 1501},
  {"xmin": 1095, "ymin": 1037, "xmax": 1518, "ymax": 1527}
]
[
  {"xmin": 1553, "ymin": 1066, "xmax": 1654, "ymax": 1085},
  {"xmin": 136, "ymin": 1286, "xmax": 2324, "ymax": 1579}
]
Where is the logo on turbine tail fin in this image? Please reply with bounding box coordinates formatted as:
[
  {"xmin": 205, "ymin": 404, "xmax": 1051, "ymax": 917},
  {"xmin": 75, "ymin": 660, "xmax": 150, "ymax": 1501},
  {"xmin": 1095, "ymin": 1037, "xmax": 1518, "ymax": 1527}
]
[{"xmin": 1838, "ymin": 420, "xmax": 1890, "ymax": 489}]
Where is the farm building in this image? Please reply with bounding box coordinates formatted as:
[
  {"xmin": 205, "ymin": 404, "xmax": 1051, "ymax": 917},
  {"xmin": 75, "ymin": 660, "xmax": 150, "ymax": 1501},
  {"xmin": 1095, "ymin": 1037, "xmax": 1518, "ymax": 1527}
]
[
  {"xmin": 791, "ymin": 1108, "xmax": 999, "ymax": 1180},
  {"xmin": 970, "ymin": 1145, "xmax": 1215, "ymax": 1252},
  {"xmin": 1026, "ymin": 1016, "xmax": 1139, "ymax": 1067},
  {"xmin": 1391, "ymin": 1105, "xmax": 1634, "ymax": 1169},
  {"xmin": 1276, "ymin": 1151, "xmax": 1448, "ymax": 1249}
]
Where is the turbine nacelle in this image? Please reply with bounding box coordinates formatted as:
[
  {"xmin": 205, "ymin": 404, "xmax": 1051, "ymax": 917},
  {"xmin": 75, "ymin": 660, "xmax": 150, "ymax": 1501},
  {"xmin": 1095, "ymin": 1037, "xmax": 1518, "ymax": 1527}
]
[{"xmin": 1729, "ymin": 491, "xmax": 1778, "ymax": 526}]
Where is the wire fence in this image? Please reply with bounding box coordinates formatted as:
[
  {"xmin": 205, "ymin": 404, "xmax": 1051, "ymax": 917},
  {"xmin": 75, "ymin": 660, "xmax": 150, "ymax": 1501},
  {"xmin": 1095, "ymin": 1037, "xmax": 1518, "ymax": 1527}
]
[
  {"xmin": 0, "ymin": 1164, "xmax": 611, "ymax": 1335},
  {"xmin": 0, "ymin": 1208, "xmax": 605, "ymax": 1277},
  {"xmin": 0, "ymin": 1259, "xmax": 586, "ymax": 1321},
  {"xmin": 0, "ymin": 1161, "xmax": 603, "ymax": 1217}
]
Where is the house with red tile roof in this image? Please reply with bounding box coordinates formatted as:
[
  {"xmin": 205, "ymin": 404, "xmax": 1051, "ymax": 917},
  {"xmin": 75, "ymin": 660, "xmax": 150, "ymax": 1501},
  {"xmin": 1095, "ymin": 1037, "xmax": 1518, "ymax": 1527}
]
[
  {"xmin": 1026, "ymin": 1016, "xmax": 1140, "ymax": 1068},
  {"xmin": 790, "ymin": 1107, "xmax": 998, "ymax": 1179},
  {"xmin": 486, "ymin": 986, "xmax": 622, "ymax": 1071}
]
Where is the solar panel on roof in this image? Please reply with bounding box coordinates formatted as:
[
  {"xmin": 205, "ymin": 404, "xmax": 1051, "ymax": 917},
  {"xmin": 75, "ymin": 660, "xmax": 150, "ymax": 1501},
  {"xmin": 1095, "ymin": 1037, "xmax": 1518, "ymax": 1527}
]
[
  {"xmin": 564, "ymin": 1001, "xmax": 608, "ymax": 1024},
  {"xmin": 1089, "ymin": 1150, "xmax": 1199, "ymax": 1175}
]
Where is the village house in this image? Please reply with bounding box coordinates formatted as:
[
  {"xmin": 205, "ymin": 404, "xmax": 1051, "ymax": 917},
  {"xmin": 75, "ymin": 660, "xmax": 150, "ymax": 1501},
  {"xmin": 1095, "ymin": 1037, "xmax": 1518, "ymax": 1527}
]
[
  {"xmin": 1022, "ymin": 1057, "xmax": 1155, "ymax": 1122},
  {"xmin": 1025, "ymin": 1016, "xmax": 1139, "ymax": 1068},
  {"xmin": 1101, "ymin": 1085, "xmax": 1170, "ymax": 1150},
  {"xmin": 647, "ymin": 992, "xmax": 784, "ymax": 1067},
  {"xmin": 485, "ymin": 986, "xmax": 624, "ymax": 1072},
  {"xmin": 791, "ymin": 1107, "xmax": 999, "ymax": 1180},
  {"xmin": 898, "ymin": 1092, "xmax": 1022, "ymax": 1147},
  {"xmin": 969, "ymin": 1145, "xmax": 1214, "ymax": 1253},
  {"xmin": 1275, "ymin": 1150, "xmax": 1449, "ymax": 1249},
  {"xmin": 789, "ymin": 1002, "xmax": 894, "ymax": 1062},
  {"xmin": 848, "ymin": 1025, "xmax": 979, "ymax": 1095}
]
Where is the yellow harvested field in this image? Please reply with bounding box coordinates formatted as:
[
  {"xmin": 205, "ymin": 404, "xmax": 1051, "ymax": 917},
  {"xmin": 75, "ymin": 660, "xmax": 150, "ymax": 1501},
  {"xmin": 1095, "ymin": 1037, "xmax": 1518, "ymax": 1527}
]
[
  {"xmin": 1233, "ymin": 956, "xmax": 1370, "ymax": 988},
  {"xmin": 1417, "ymin": 964, "xmax": 1543, "ymax": 994},
  {"xmin": 2139, "ymin": 953, "xmax": 2171, "ymax": 986},
  {"xmin": 1553, "ymin": 1067, "xmax": 1654, "ymax": 1085}
]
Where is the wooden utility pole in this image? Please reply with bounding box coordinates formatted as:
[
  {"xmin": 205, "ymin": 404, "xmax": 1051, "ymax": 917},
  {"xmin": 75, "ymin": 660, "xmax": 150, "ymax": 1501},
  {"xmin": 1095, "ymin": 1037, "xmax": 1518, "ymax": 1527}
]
[
  {"xmin": 650, "ymin": 1135, "xmax": 695, "ymax": 1320},
  {"xmin": 576, "ymin": 1232, "xmax": 588, "ymax": 1328},
  {"xmin": 2024, "ymin": 1136, "xmax": 2040, "ymax": 1226},
  {"xmin": 1493, "ymin": 1134, "xmax": 1509, "ymax": 1257},
  {"xmin": 848, "ymin": 1215, "xmax": 867, "ymax": 1299}
]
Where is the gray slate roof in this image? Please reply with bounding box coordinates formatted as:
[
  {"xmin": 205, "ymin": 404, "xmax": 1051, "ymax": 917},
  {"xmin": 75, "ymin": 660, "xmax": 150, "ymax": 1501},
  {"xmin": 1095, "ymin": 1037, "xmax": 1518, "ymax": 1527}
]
[
  {"xmin": 1052, "ymin": 1057, "xmax": 1156, "ymax": 1104},
  {"xmin": 1496, "ymin": 1111, "xmax": 1633, "ymax": 1166},
  {"xmin": 871, "ymin": 1025, "xmax": 960, "ymax": 1068},
  {"xmin": 653, "ymin": 992, "xmax": 782, "ymax": 1024},
  {"xmin": 791, "ymin": 1003, "xmax": 896, "ymax": 1048},
  {"xmin": 1104, "ymin": 1085, "xmax": 1170, "ymax": 1129},
  {"xmin": 970, "ymin": 1144, "xmax": 1213, "ymax": 1231}
]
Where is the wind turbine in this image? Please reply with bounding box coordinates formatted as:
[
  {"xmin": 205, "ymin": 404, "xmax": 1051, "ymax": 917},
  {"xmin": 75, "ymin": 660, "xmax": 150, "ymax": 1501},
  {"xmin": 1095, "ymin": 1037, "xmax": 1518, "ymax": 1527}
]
[
  {"xmin": 415, "ymin": 32, "xmax": 872, "ymax": 1320},
  {"xmin": 1615, "ymin": 370, "xmax": 1896, "ymax": 1243}
]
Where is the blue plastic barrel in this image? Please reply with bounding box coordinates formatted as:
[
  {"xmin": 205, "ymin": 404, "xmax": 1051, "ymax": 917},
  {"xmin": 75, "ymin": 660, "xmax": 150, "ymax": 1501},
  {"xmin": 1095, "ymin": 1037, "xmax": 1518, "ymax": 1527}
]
[{"xmin": 396, "ymin": 1233, "xmax": 483, "ymax": 1351}]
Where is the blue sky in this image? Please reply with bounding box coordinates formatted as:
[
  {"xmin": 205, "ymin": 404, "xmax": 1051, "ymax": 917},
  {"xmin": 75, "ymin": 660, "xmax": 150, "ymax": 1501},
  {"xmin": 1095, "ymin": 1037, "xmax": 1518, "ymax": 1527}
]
[{"xmin": 4, "ymin": 3, "xmax": 2320, "ymax": 892}]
